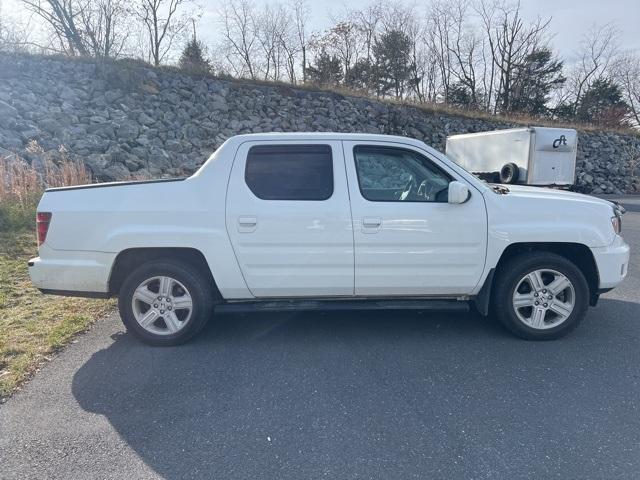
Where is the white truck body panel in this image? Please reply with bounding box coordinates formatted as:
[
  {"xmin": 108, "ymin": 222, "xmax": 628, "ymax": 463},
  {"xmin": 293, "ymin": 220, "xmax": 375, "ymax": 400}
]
[
  {"xmin": 225, "ymin": 140, "xmax": 354, "ymax": 297},
  {"xmin": 28, "ymin": 132, "xmax": 628, "ymax": 302},
  {"xmin": 342, "ymin": 140, "xmax": 488, "ymax": 296},
  {"xmin": 445, "ymin": 127, "xmax": 578, "ymax": 185}
]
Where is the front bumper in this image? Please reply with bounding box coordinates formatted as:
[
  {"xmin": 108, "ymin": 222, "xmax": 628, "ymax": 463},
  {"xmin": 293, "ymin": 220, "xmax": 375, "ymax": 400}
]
[
  {"xmin": 28, "ymin": 245, "xmax": 115, "ymax": 296},
  {"xmin": 591, "ymin": 235, "xmax": 630, "ymax": 289}
]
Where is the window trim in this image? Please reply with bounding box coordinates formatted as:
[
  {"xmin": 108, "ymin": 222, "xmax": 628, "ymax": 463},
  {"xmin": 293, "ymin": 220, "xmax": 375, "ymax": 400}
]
[
  {"xmin": 244, "ymin": 144, "xmax": 335, "ymax": 201},
  {"xmin": 352, "ymin": 144, "xmax": 454, "ymax": 203}
]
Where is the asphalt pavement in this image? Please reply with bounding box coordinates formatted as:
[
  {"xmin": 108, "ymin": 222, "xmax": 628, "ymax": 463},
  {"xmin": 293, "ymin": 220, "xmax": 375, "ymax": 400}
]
[{"xmin": 1, "ymin": 195, "xmax": 639, "ymax": 479}]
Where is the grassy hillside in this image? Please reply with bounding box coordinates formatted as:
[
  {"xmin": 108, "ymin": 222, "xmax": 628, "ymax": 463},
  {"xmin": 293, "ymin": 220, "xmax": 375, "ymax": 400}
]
[{"xmin": 0, "ymin": 159, "xmax": 114, "ymax": 399}]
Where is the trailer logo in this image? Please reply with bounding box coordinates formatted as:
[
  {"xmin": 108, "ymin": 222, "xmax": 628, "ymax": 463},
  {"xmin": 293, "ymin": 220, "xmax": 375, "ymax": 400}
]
[{"xmin": 553, "ymin": 135, "xmax": 568, "ymax": 149}]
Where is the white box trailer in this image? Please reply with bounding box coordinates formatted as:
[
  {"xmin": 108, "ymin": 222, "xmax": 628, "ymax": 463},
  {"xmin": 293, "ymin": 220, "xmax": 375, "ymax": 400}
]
[{"xmin": 445, "ymin": 127, "xmax": 578, "ymax": 186}]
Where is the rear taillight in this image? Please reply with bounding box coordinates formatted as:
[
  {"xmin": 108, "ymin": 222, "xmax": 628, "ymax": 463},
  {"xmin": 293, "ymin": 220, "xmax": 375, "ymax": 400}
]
[{"xmin": 36, "ymin": 212, "xmax": 52, "ymax": 246}]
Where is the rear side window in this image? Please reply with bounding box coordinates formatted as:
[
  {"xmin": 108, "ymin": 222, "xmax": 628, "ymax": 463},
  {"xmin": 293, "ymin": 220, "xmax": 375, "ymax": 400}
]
[{"xmin": 245, "ymin": 145, "xmax": 333, "ymax": 200}]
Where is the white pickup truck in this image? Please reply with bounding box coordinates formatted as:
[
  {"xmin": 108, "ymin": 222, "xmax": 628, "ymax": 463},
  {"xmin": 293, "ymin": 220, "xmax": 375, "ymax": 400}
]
[{"xmin": 29, "ymin": 133, "xmax": 630, "ymax": 345}]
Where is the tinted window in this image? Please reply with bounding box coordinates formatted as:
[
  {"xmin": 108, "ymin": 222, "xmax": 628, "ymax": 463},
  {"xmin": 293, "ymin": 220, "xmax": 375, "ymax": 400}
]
[
  {"xmin": 354, "ymin": 146, "xmax": 452, "ymax": 202},
  {"xmin": 245, "ymin": 145, "xmax": 333, "ymax": 200}
]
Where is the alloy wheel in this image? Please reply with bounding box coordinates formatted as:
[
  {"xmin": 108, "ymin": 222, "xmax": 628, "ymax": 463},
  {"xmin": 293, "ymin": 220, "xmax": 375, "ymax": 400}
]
[
  {"xmin": 512, "ymin": 269, "xmax": 575, "ymax": 330},
  {"xmin": 131, "ymin": 276, "xmax": 193, "ymax": 335}
]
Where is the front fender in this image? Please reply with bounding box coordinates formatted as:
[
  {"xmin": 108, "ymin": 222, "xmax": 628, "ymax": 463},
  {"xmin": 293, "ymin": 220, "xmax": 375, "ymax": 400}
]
[{"xmin": 480, "ymin": 190, "xmax": 616, "ymax": 290}]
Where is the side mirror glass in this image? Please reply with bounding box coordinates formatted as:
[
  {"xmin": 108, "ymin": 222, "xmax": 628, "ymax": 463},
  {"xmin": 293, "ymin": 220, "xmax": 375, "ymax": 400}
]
[{"xmin": 448, "ymin": 181, "xmax": 470, "ymax": 204}]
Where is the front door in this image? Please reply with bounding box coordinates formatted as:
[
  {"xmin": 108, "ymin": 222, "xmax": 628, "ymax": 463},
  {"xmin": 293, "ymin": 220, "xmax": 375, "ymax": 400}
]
[
  {"xmin": 225, "ymin": 140, "xmax": 354, "ymax": 297},
  {"xmin": 343, "ymin": 141, "xmax": 487, "ymax": 296}
]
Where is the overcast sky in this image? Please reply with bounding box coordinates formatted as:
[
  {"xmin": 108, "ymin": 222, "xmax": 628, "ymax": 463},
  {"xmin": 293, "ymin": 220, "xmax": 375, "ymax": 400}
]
[
  {"xmin": 200, "ymin": 0, "xmax": 639, "ymax": 59},
  {"xmin": 4, "ymin": 0, "xmax": 640, "ymax": 62}
]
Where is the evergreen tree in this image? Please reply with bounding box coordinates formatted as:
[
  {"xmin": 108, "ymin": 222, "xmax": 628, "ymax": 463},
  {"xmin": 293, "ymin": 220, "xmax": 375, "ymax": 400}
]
[
  {"xmin": 507, "ymin": 48, "xmax": 565, "ymax": 116},
  {"xmin": 345, "ymin": 58, "xmax": 377, "ymax": 93},
  {"xmin": 576, "ymin": 78, "xmax": 630, "ymax": 127},
  {"xmin": 447, "ymin": 83, "xmax": 477, "ymax": 109},
  {"xmin": 179, "ymin": 38, "xmax": 212, "ymax": 75},
  {"xmin": 305, "ymin": 50, "xmax": 343, "ymax": 87},
  {"xmin": 372, "ymin": 30, "xmax": 413, "ymax": 99}
]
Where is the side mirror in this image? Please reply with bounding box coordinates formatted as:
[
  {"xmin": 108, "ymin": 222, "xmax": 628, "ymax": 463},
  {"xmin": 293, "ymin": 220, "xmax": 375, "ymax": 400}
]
[{"xmin": 448, "ymin": 181, "xmax": 470, "ymax": 204}]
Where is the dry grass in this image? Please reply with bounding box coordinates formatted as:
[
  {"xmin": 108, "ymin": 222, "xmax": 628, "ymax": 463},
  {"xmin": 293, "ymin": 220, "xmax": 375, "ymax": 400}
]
[
  {"xmin": 0, "ymin": 145, "xmax": 91, "ymax": 207},
  {"xmin": 0, "ymin": 233, "xmax": 115, "ymax": 399},
  {"xmin": 0, "ymin": 156, "xmax": 39, "ymax": 209},
  {"xmin": 624, "ymin": 144, "xmax": 640, "ymax": 180},
  {"xmin": 0, "ymin": 152, "xmax": 113, "ymax": 400}
]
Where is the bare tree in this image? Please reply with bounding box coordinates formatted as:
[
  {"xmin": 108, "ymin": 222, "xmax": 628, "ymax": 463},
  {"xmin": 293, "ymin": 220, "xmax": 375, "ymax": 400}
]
[
  {"xmin": 614, "ymin": 52, "xmax": 640, "ymax": 126},
  {"xmin": 425, "ymin": 1, "xmax": 454, "ymax": 103},
  {"xmin": 446, "ymin": 0, "xmax": 482, "ymax": 106},
  {"xmin": 0, "ymin": 1, "xmax": 36, "ymax": 52},
  {"xmin": 315, "ymin": 19, "xmax": 362, "ymax": 79},
  {"xmin": 256, "ymin": 2, "xmax": 291, "ymax": 81},
  {"xmin": 136, "ymin": 0, "xmax": 196, "ymax": 66},
  {"xmin": 290, "ymin": 0, "xmax": 309, "ymax": 82},
  {"xmin": 476, "ymin": 0, "xmax": 550, "ymax": 113},
  {"xmin": 405, "ymin": 14, "xmax": 429, "ymax": 102},
  {"xmin": 566, "ymin": 23, "xmax": 620, "ymax": 115},
  {"xmin": 21, "ymin": 0, "xmax": 134, "ymax": 58},
  {"xmin": 20, "ymin": 0, "xmax": 90, "ymax": 55},
  {"xmin": 79, "ymin": 0, "xmax": 129, "ymax": 58},
  {"xmin": 219, "ymin": 0, "xmax": 259, "ymax": 79},
  {"xmin": 349, "ymin": 1, "xmax": 382, "ymax": 64}
]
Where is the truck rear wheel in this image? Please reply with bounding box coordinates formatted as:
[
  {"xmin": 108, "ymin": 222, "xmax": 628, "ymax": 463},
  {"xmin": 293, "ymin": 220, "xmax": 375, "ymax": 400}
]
[
  {"xmin": 492, "ymin": 252, "xmax": 589, "ymax": 340},
  {"xmin": 118, "ymin": 260, "xmax": 215, "ymax": 346}
]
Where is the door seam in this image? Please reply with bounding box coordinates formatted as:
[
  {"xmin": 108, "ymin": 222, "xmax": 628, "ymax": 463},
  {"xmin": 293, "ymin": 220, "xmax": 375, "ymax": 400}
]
[
  {"xmin": 341, "ymin": 140, "xmax": 357, "ymax": 296},
  {"xmin": 223, "ymin": 142, "xmax": 256, "ymax": 298}
]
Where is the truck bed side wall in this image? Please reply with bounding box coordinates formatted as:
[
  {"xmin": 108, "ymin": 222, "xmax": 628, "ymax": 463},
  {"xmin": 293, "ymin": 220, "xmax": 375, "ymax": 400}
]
[{"xmin": 36, "ymin": 144, "xmax": 253, "ymax": 299}]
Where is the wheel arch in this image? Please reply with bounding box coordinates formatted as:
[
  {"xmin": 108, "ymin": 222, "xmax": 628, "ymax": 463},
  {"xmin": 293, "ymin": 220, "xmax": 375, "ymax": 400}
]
[
  {"xmin": 108, "ymin": 247, "xmax": 221, "ymax": 300},
  {"xmin": 476, "ymin": 242, "xmax": 600, "ymax": 315}
]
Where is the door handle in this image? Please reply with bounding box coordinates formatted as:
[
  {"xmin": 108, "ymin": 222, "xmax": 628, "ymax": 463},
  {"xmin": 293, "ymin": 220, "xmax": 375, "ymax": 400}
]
[
  {"xmin": 363, "ymin": 217, "xmax": 382, "ymax": 227},
  {"xmin": 238, "ymin": 216, "xmax": 257, "ymax": 233},
  {"xmin": 362, "ymin": 217, "xmax": 382, "ymax": 233}
]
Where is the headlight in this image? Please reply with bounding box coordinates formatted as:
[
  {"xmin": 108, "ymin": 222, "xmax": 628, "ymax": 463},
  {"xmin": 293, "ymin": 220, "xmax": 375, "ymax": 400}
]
[{"xmin": 611, "ymin": 216, "xmax": 622, "ymax": 235}]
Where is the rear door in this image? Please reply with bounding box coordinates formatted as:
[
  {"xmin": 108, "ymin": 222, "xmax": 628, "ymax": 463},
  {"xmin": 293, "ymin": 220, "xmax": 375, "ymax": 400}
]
[
  {"xmin": 529, "ymin": 128, "xmax": 577, "ymax": 185},
  {"xmin": 343, "ymin": 141, "xmax": 488, "ymax": 296},
  {"xmin": 225, "ymin": 141, "xmax": 354, "ymax": 297}
]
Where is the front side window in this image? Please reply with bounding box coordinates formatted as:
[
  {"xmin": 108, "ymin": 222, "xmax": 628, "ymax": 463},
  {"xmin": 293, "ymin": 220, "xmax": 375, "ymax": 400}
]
[
  {"xmin": 354, "ymin": 145, "xmax": 452, "ymax": 202},
  {"xmin": 245, "ymin": 144, "xmax": 333, "ymax": 200}
]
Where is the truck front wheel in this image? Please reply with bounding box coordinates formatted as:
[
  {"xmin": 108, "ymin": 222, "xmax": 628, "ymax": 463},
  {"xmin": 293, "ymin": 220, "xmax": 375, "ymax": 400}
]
[
  {"xmin": 492, "ymin": 252, "xmax": 590, "ymax": 340},
  {"xmin": 118, "ymin": 260, "xmax": 215, "ymax": 346}
]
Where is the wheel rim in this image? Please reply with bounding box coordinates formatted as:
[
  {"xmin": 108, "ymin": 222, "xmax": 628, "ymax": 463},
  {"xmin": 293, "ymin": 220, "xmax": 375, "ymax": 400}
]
[
  {"xmin": 512, "ymin": 269, "xmax": 575, "ymax": 330},
  {"xmin": 131, "ymin": 276, "xmax": 193, "ymax": 336}
]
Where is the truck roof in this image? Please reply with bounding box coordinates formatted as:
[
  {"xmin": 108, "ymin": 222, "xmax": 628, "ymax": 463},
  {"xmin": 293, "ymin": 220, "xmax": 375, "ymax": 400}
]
[{"xmin": 225, "ymin": 132, "xmax": 426, "ymax": 146}]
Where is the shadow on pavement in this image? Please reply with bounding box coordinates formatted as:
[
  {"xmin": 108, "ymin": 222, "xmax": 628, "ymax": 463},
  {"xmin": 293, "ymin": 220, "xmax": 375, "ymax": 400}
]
[{"xmin": 72, "ymin": 299, "xmax": 640, "ymax": 479}]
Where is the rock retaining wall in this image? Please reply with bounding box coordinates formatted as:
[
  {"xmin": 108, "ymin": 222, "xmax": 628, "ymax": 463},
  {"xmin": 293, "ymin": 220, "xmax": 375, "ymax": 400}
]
[{"xmin": 1, "ymin": 53, "xmax": 638, "ymax": 194}]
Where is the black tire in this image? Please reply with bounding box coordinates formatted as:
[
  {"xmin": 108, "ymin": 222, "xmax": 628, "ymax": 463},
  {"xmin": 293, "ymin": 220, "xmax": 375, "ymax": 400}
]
[
  {"xmin": 118, "ymin": 260, "xmax": 215, "ymax": 346},
  {"xmin": 499, "ymin": 162, "xmax": 519, "ymax": 184},
  {"xmin": 492, "ymin": 252, "xmax": 589, "ymax": 340}
]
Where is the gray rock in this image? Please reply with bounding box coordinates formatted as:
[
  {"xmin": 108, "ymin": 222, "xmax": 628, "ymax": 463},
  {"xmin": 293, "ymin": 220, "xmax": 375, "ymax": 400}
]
[
  {"xmin": 19, "ymin": 128, "xmax": 40, "ymax": 142},
  {"xmin": 116, "ymin": 121, "xmax": 139, "ymax": 140},
  {"xmin": 89, "ymin": 115, "xmax": 108, "ymax": 123},
  {"xmin": 105, "ymin": 90, "xmax": 123, "ymax": 103},
  {"xmin": 0, "ymin": 100, "xmax": 19, "ymax": 129},
  {"xmin": 136, "ymin": 135, "xmax": 151, "ymax": 146},
  {"xmin": 138, "ymin": 112, "xmax": 155, "ymax": 125},
  {"xmin": 0, "ymin": 100, "xmax": 18, "ymax": 118}
]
